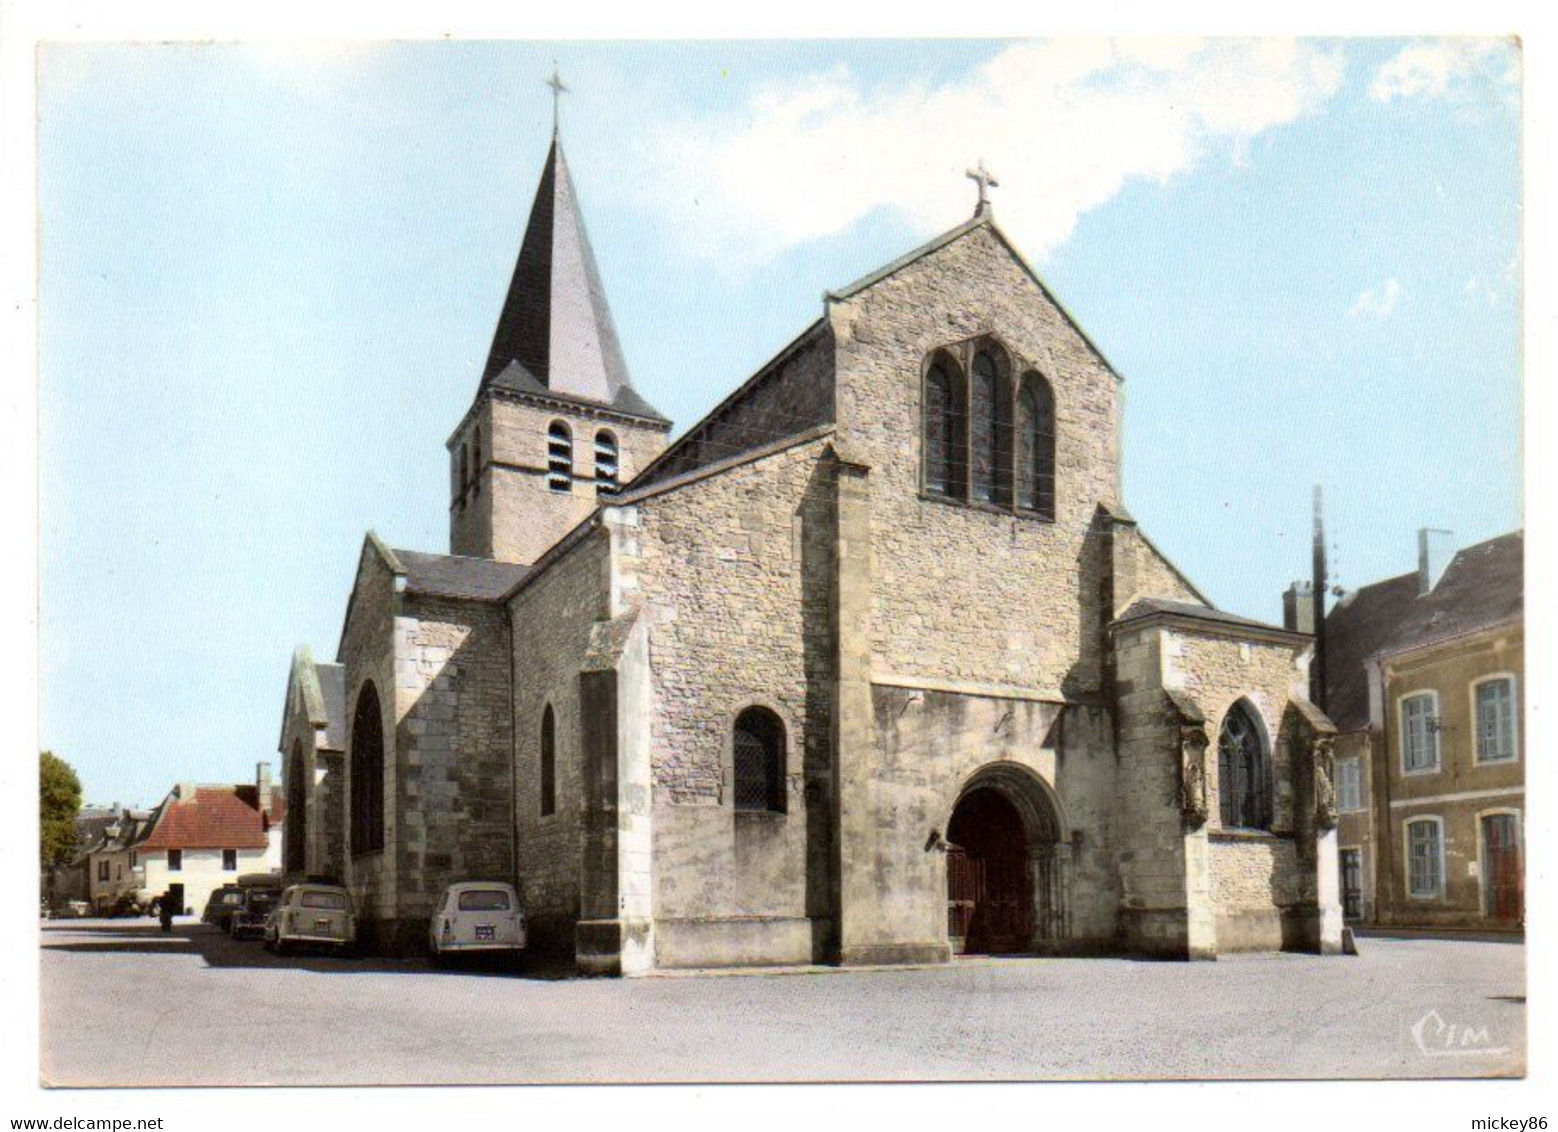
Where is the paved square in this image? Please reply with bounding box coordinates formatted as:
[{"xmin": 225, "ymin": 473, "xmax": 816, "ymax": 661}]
[{"xmin": 40, "ymin": 919, "xmax": 1524, "ymax": 1085}]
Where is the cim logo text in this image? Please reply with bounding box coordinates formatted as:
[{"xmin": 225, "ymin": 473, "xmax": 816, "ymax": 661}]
[{"xmin": 1412, "ymin": 1010, "xmax": 1510, "ymax": 1057}]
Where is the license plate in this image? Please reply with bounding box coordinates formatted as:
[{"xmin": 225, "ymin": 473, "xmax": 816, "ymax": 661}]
[
  {"xmin": 315, "ymin": 919, "xmax": 333, "ymax": 933},
  {"xmin": 475, "ymin": 925, "xmax": 495, "ymax": 940}
]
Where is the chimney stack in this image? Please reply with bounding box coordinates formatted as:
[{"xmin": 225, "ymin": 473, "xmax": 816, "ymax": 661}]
[
  {"xmin": 256, "ymin": 761, "xmax": 273, "ymax": 813},
  {"xmin": 1417, "ymin": 528, "xmax": 1455, "ymax": 595},
  {"xmin": 1283, "ymin": 581, "xmax": 1316, "ymax": 634}
]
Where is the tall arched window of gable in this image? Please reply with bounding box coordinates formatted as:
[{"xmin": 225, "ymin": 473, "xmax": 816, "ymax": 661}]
[
  {"xmin": 1016, "ymin": 371, "xmax": 1056, "ymax": 519},
  {"xmin": 457, "ymin": 443, "xmax": 470, "ymax": 510},
  {"xmin": 733, "ymin": 706, "xmax": 786, "ymax": 814},
  {"xmin": 922, "ymin": 355, "xmax": 967, "ymax": 499},
  {"xmin": 540, "ymin": 705, "xmax": 557, "ymax": 817},
  {"xmin": 1217, "ymin": 700, "xmax": 1271, "ymax": 831},
  {"xmin": 970, "ymin": 348, "xmax": 1013, "ymax": 507},
  {"xmin": 546, "ymin": 422, "xmax": 573, "ymax": 493},
  {"xmin": 594, "ymin": 430, "xmax": 620, "ymax": 498},
  {"xmin": 350, "ymin": 682, "xmax": 385, "ymax": 857},
  {"xmin": 285, "ymin": 739, "xmax": 307, "ymax": 874}
]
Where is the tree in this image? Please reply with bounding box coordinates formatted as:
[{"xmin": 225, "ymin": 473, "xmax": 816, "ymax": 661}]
[{"xmin": 40, "ymin": 751, "xmax": 83, "ymax": 867}]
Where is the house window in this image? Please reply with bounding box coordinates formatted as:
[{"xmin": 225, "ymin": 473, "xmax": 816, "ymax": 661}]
[
  {"xmin": 350, "ymin": 681, "xmax": 386, "ymax": 857},
  {"xmin": 540, "ymin": 705, "xmax": 557, "ymax": 817},
  {"xmin": 168, "ymin": 849, "xmax": 182, "ymax": 872},
  {"xmin": 1337, "ymin": 758, "xmax": 1364, "ymax": 813},
  {"xmin": 595, "ymin": 430, "xmax": 620, "ymax": 498},
  {"xmin": 732, "ymin": 706, "xmax": 786, "ymax": 813},
  {"xmin": 1474, "ymin": 676, "xmax": 1517, "ymax": 763},
  {"xmin": 1217, "ymin": 700, "xmax": 1270, "ymax": 830},
  {"xmin": 222, "ymin": 849, "xmax": 238, "ymax": 871},
  {"xmin": 1406, "ymin": 817, "xmax": 1444, "ymax": 899},
  {"xmin": 1401, "ymin": 692, "xmax": 1440, "ymax": 773},
  {"xmin": 1015, "ymin": 371, "xmax": 1056, "ymax": 519},
  {"xmin": 97, "ymin": 860, "xmax": 110, "ymax": 882},
  {"xmin": 546, "ymin": 421, "xmax": 573, "ymax": 492},
  {"xmin": 922, "ymin": 356, "xmax": 967, "ymax": 499}
]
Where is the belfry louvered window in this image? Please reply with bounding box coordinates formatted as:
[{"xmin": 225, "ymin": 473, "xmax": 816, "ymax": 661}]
[
  {"xmin": 594, "ymin": 430, "xmax": 620, "ymax": 498},
  {"xmin": 546, "ymin": 422, "xmax": 573, "ymax": 493},
  {"xmin": 733, "ymin": 707, "xmax": 786, "ymax": 813},
  {"xmin": 1217, "ymin": 701, "xmax": 1271, "ymax": 831}
]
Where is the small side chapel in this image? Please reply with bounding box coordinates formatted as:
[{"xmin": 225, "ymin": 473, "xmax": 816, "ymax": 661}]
[{"xmin": 279, "ymin": 90, "xmax": 1344, "ymax": 973}]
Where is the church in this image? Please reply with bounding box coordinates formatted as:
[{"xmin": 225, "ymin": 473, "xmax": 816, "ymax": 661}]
[{"xmin": 278, "ymin": 91, "xmax": 1345, "ymax": 974}]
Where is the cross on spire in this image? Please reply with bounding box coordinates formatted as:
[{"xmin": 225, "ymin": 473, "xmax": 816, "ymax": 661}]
[
  {"xmin": 966, "ymin": 159, "xmax": 999, "ymax": 217},
  {"xmin": 546, "ymin": 65, "xmax": 568, "ymax": 135}
]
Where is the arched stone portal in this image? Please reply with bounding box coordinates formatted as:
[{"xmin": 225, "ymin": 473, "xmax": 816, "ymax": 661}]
[{"xmin": 946, "ymin": 765, "xmax": 1066, "ymax": 955}]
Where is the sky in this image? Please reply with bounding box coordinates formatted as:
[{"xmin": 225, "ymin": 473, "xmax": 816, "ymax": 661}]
[{"xmin": 37, "ymin": 38, "xmax": 1522, "ymax": 807}]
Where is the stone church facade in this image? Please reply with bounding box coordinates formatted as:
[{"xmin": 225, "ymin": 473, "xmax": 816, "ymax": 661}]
[{"xmin": 279, "ymin": 122, "xmax": 1344, "ymax": 972}]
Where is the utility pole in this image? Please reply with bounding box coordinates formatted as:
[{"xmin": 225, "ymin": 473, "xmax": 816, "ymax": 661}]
[{"xmin": 1311, "ymin": 484, "xmax": 1328, "ymax": 710}]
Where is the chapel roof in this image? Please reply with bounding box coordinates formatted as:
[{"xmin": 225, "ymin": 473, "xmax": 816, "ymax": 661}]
[
  {"xmin": 391, "ymin": 547, "xmax": 532, "ymax": 603},
  {"xmin": 478, "ymin": 135, "xmax": 668, "ymax": 425},
  {"xmin": 1114, "ymin": 596, "xmax": 1300, "ymax": 639}
]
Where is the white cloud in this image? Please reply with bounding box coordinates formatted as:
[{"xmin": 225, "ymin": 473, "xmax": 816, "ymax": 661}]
[
  {"xmin": 1349, "ymin": 278, "xmax": 1401, "ymax": 321},
  {"xmin": 1369, "ymin": 38, "xmax": 1520, "ymax": 103},
  {"xmin": 639, "ymin": 38, "xmax": 1346, "ymax": 268}
]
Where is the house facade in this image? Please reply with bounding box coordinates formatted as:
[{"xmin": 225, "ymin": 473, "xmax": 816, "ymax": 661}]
[
  {"xmin": 280, "ymin": 119, "xmax": 1346, "ymax": 971},
  {"xmin": 1319, "ymin": 529, "xmax": 1522, "ymax": 930},
  {"xmin": 135, "ymin": 765, "xmax": 285, "ymax": 916}
]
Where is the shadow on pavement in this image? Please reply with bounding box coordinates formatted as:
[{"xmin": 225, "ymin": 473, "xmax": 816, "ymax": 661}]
[{"xmin": 42, "ymin": 920, "xmax": 575, "ymax": 980}]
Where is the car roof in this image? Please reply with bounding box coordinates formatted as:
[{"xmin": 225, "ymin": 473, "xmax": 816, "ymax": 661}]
[{"xmin": 442, "ymin": 881, "xmax": 518, "ymax": 892}]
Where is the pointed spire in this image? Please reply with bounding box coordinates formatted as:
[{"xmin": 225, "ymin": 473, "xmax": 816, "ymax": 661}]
[{"xmin": 479, "ymin": 106, "xmax": 663, "ymax": 422}]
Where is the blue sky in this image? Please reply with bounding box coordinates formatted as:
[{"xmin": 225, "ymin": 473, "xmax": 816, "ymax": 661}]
[{"xmin": 38, "ymin": 38, "xmax": 1521, "ymax": 806}]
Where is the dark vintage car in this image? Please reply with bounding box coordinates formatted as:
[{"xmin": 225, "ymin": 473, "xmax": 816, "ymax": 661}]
[
  {"xmin": 201, "ymin": 885, "xmax": 245, "ymax": 931},
  {"xmin": 229, "ymin": 883, "xmax": 282, "ymax": 940}
]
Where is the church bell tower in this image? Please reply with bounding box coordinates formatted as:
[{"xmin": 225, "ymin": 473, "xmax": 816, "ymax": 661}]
[{"xmin": 449, "ymin": 73, "xmax": 670, "ymax": 566}]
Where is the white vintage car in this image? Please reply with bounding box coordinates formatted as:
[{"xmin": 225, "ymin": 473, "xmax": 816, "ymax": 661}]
[
  {"xmin": 428, "ymin": 882, "xmax": 525, "ymax": 967},
  {"xmin": 263, "ymin": 884, "xmax": 357, "ymax": 956}
]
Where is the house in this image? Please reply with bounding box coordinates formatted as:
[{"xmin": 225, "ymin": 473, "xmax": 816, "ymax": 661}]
[
  {"xmin": 279, "ymin": 99, "xmax": 1346, "ymax": 971},
  {"xmin": 1313, "ymin": 529, "xmax": 1522, "ymax": 929},
  {"xmin": 83, "ymin": 807, "xmax": 153, "ymax": 913},
  {"xmin": 135, "ymin": 764, "xmax": 285, "ymax": 916}
]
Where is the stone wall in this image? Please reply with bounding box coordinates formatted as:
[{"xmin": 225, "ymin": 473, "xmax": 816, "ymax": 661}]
[
  {"xmin": 507, "ymin": 526, "xmax": 613, "ymax": 956},
  {"xmin": 337, "ymin": 543, "xmax": 400, "ymax": 938},
  {"xmin": 386, "ymin": 592, "xmax": 516, "ymax": 949},
  {"xmin": 631, "ymin": 436, "xmax": 838, "ymax": 966},
  {"xmin": 643, "ymin": 326, "xmax": 835, "ymax": 485},
  {"xmin": 452, "ymin": 392, "xmax": 668, "ymax": 565},
  {"xmin": 828, "ymin": 222, "xmax": 1121, "ymax": 696}
]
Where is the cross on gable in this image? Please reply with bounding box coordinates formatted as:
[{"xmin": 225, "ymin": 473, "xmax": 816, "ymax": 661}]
[
  {"xmin": 966, "ymin": 159, "xmax": 999, "ymax": 216},
  {"xmin": 547, "ymin": 66, "xmax": 569, "ymax": 134}
]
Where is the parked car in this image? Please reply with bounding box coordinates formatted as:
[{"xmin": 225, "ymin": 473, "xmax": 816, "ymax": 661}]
[
  {"xmin": 201, "ymin": 885, "xmax": 245, "ymax": 930},
  {"xmin": 108, "ymin": 892, "xmax": 150, "ymax": 918},
  {"xmin": 229, "ymin": 883, "xmax": 281, "ymax": 940},
  {"xmin": 428, "ymin": 881, "xmax": 525, "ymax": 968},
  {"xmin": 263, "ymin": 884, "xmax": 356, "ymax": 955}
]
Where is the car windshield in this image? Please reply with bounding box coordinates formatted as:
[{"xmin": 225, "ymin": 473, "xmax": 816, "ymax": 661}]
[
  {"xmin": 222, "ymin": 893, "xmax": 243, "ymax": 904},
  {"xmin": 299, "ymin": 891, "xmax": 348, "ymax": 911},
  {"xmin": 247, "ymin": 890, "xmax": 278, "ymax": 909},
  {"xmin": 457, "ymin": 889, "xmax": 511, "ymax": 912}
]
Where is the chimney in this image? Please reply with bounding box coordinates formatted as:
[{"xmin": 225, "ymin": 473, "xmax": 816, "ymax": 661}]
[
  {"xmin": 1283, "ymin": 581, "xmax": 1316, "ymax": 634},
  {"xmin": 256, "ymin": 761, "xmax": 274, "ymax": 813},
  {"xmin": 1417, "ymin": 528, "xmax": 1455, "ymax": 595},
  {"xmin": 177, "ymin": 782, "xmax": 199, "ymax": 801}
]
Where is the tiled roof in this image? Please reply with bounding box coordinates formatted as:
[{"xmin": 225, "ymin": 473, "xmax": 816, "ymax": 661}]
[
  {"xmin": 138, "ymin": 786, "xmax": 283, "ymax": 851},
  {"xmin": 1323, "ymin": 531, "xmax": 1523, "ymax": 731},
  {"xmin": 1115, "ymin": 597, "xmax": 1298, "ymax": 637},
  {"xmin": 391, "ymin": 548, "xmax": 531, "ymax": 603}
]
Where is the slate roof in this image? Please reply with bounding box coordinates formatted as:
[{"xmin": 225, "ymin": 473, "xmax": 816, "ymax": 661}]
[
  {"xmin": 316, "ymin": 662, "xmax": 347, "ymax": 751},
  {"xmin": 139, "ymin": 787, "xmax": 284, "ymax": 851},
  {"xmin": 1323, "ymin": 531, "xmax": 1523, "ymax": 732},
  {"xmin": 392, "ymin": 548, "xmax": 531, "ymax": 603},
  {"xmin": 1115, "ymin": 597, "xmax": 1298, "ymax": 637},
  {"xmin": 479, "ymin": 136, "xmax": 668, "ymax": 424}
]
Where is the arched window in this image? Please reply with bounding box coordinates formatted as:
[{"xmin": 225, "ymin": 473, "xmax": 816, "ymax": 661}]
[
  {"xmin": 546, "ymin": 422, "xmax": 573, "ymax": 493},
  {"xmin": 457, "ymin": 443, "xmax": 469, "ymax": 510},
  {"xmin": 922, "ymin": 357, "xmax": 966, "ymax": 498},
  {"xmin": 1016, "ymin": 371, "xmax": 1056, "ymax": 519},
  {"xmin": 970, "ymin": 349, "xmax": 1012, "ymax": 506},
  {"xmin": 594, "ymin": 430, "xmax": 620, "ymax": 498},
  {"xmin": 285, "ymin": 739, "xmax": 307, "ymax": 874},
  {"xmin": 471, "ymin": 427, "xmax": 483, "ymax": 498},
  {"xmin": 1218, "ymin": 701, "xmax": 1270, "ymax": 830},
  {"xmin": 733, "ymin": 706, "xmax": 786, "ymax": 813},
  {"xmin": 540, "ymin": 705, "xmax": 557, "ymax": 817},
  {"xmin": 350, "ymin": 682, "xmax": 385, "ymax": 857}
]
